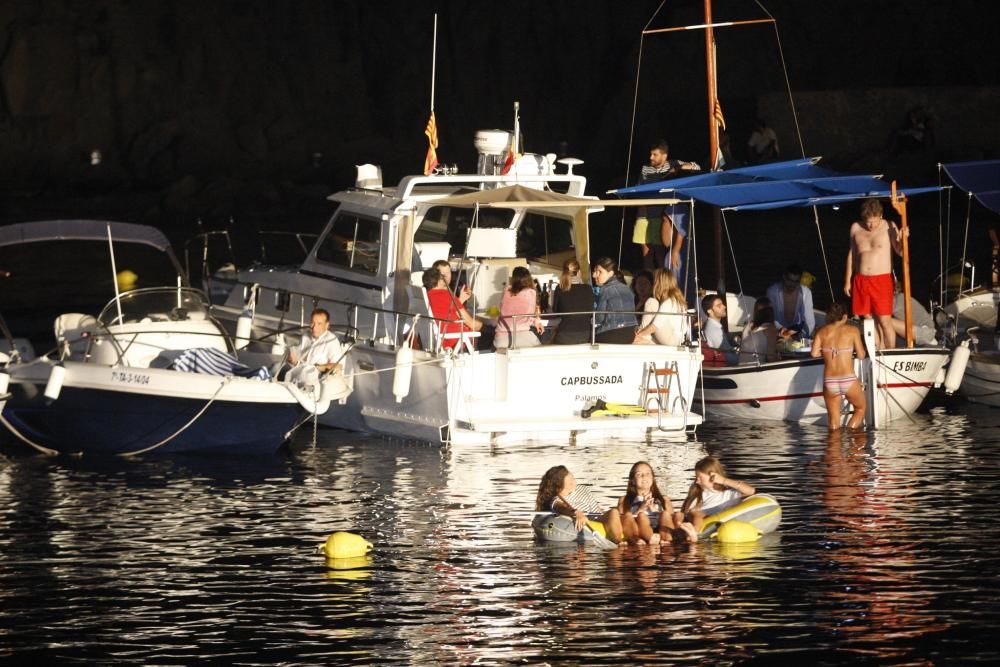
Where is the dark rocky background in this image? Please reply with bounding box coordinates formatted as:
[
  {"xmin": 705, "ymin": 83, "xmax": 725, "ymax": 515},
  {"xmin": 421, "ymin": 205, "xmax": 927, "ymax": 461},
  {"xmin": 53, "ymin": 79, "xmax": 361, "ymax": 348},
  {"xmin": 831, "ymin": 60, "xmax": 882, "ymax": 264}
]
[{"xmin": 1, "ymin": 0, "xmax": 999, "ymax": 300}]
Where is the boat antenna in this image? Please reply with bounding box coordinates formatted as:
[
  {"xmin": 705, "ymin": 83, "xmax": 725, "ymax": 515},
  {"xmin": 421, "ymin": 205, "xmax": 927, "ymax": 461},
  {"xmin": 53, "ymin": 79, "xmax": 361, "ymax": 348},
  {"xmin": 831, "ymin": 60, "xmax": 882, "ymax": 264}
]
[
  {"xmin": 107, "ymin": 223, "xmax": 124, "ymax": 325},
  {"xmin": 429, "ymin": 13, "xmax": 437, "ymax": 114}
]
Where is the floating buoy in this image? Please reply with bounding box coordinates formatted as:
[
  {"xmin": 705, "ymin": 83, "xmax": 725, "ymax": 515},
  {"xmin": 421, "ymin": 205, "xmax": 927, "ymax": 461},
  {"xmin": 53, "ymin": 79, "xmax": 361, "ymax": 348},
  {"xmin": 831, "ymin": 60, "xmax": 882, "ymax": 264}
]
[
  {"xmin": 944, "ymin": 340, "xmax": 971, "ymax": 395},
  {"xmin": 235, "ymin": 311, "xmax": 253, "ymax": 350},
  {"xmin": 323, "ymin": 531, "xmax": 373, "ymax": 560},
  {"xmin": 715, "ymin": 520, "xmax": 761, "ymax": 543},
  {"xmin": 392, "ymin": 344, "xmax": 413, "ymax": 403},
  {"xmin": 44, "ymin": 363, "xmax": 66, "ymax": 402}
]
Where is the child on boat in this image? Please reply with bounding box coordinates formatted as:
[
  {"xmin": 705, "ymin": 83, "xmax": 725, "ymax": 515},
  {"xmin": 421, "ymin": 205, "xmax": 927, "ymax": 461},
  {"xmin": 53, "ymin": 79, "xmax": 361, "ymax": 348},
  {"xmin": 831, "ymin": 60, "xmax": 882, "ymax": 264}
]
[
  {"xmin": 616, "ymin": 461, "xmax": 680, "ymax": 545},
  {"xmin": 536, "ymin": 465, "xmax": 624, "ymax": 545},
  {"xmin": 675, "ymin": 456, "xmax": 755, "ymax": 542}
]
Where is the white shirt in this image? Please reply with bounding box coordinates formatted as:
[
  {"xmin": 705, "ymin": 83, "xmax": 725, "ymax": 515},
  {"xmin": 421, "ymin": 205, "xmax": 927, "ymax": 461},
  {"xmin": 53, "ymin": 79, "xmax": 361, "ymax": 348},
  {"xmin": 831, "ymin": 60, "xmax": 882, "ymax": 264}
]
[
  {"xmin": 641, "ymin": 297, "xmax": 686, "ymax": 346},
  {"xmin": 766, "ymin": 282, "xmax": 815, "ymax": 335},
  {"xmin": 700, "ymin": 487, "xmax": 743, "ymax": 515},
  {"xmin": 703, "ymin": 317, "xmax": 733, "ymax": 351},
  {"xmin": 294, "ymin": 329, "xmax": 343, "ymax": 367}
]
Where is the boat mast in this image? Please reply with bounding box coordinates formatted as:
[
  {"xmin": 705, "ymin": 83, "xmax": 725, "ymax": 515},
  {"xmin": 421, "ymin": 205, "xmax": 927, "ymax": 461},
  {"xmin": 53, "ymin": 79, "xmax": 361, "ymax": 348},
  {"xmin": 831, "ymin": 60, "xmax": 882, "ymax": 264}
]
[
  {"xmin": 890, "ymin": 182, "xmax": 914, "ymax": 347},
  {"xmin": 704, "ymin": 0, "xmax": 719, "ymax": 171}
]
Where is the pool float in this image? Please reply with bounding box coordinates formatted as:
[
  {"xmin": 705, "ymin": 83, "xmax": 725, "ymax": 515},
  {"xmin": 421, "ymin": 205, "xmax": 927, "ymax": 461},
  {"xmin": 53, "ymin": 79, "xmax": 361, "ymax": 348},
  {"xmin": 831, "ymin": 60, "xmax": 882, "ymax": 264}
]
[
  {"xmin": 700, "ymin": 493, "xmax": 781, "ymax": 542},
  {"xmin": 531, "ymin": 513, "xmax": 618, "ymax": 549}
]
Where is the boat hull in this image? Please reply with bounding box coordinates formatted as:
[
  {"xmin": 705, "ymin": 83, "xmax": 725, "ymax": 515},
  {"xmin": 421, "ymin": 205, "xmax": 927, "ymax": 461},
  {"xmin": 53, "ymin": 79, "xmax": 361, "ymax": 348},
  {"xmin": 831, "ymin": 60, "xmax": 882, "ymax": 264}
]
[
  {"xmin": 960, "ymin": 350, "xmax": 1000, "ymax": 407},
  {"xmin": 695, "ymin": 348, "xmax": 949, "ymax": 427},
  {"xmin": 1, "ymin": 361, "xmax": 308, "ymax": 456}
]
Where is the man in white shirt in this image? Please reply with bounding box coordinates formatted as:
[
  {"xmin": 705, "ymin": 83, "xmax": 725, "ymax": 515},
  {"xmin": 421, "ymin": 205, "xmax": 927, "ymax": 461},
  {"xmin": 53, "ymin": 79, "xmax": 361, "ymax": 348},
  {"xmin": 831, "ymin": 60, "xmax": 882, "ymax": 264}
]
[
  {"xmin": 766, "ymin": 263, "xmax": 815, "ymax": 338},
  {"xmin": 288, "ymin": 308, "xmax": 344, "ymax": 387}
]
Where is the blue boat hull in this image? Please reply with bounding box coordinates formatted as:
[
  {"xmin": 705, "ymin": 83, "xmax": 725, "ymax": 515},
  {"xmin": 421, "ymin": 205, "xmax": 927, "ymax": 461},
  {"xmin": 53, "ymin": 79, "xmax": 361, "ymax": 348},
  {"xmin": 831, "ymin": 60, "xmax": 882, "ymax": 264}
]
[{"xmin": 2, "ymin": 384, "xmax": 303, "ymax": 456}]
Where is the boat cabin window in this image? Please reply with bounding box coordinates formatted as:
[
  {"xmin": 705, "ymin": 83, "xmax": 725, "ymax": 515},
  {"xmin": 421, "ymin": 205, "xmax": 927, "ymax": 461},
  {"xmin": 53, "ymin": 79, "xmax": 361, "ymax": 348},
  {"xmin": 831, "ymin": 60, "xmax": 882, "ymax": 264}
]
[
  {"xmin": 315, "ymin": 213, "xmax": 381, "ymax": 274},
  {"xmin": 517, "ymin": 212, "xmax": 575, "ymax": 265},
  {"xmin": 415, "ymin": 206, "xmax": 515, "ymax": 257}
]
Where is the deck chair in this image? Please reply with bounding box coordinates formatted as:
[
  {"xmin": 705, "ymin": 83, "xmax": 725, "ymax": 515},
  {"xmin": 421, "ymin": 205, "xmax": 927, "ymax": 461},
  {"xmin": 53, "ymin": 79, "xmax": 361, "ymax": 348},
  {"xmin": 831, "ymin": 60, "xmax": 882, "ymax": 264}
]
[{"xmin": 53, "ymin": 313, "xmax": 98, "ymax": 360}]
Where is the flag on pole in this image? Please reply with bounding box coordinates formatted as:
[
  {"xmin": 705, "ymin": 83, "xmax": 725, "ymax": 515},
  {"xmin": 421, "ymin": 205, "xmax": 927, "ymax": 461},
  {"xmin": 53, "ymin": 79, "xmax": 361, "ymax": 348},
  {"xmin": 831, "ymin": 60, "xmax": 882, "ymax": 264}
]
[
  {"xmin": 423, "ymin": 112, "xmax": 439, "ymax": 175},
  {"xmin": 714, "ymin": 99, "xmax": 726, "ymax": 132}
]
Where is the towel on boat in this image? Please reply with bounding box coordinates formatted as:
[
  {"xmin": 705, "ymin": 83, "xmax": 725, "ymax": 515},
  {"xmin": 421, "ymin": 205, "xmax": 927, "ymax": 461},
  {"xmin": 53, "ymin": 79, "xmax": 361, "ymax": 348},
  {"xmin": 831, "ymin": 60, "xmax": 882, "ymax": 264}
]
[{"xmin": 170, "ymin": 347, "xmax": 271, "ymax": 381}]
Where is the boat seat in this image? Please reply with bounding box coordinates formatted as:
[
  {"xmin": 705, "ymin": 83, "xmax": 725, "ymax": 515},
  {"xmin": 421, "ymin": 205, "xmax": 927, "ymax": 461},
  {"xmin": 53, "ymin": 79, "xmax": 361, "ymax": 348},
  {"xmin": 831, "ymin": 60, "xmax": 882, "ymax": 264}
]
[{"xmin": 54, "ymin": 313, "xmax": 98, "ymax": 359}]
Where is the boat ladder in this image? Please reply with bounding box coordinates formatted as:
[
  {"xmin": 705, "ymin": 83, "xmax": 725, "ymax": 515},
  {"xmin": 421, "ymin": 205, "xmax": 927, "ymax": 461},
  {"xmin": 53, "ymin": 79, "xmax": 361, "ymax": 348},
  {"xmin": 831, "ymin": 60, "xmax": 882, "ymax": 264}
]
[{"xmin": 640, "ymin": 360, "xmax": 688, "ymax": 432}]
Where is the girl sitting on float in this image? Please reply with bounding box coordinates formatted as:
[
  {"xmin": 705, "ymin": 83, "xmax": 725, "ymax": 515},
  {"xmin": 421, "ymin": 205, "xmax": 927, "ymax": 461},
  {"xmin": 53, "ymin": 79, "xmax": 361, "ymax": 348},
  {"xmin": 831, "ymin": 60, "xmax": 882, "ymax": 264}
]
[
  {"xmin": 675, "ymin": 456, "xmax": 755, "ymax": 542},
  {"xmin": 616, "ymin": 461, "xmax": 682, "ymax": 545},
  {"xmin": 536, "ymin": 465, "xmax": 625, "ymax": 545}
]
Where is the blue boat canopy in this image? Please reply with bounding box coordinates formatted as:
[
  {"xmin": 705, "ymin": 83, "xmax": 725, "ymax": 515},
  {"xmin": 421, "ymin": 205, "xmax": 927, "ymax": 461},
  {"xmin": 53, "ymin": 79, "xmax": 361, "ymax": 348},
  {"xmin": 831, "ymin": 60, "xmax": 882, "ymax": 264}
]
[
  {"xmin": 943, "ymin": 160, "xmax": 1000, "ymax": 216},
  {"xmin": 610, "ymin": 157, "xmax": 941, "ymax": 211}
]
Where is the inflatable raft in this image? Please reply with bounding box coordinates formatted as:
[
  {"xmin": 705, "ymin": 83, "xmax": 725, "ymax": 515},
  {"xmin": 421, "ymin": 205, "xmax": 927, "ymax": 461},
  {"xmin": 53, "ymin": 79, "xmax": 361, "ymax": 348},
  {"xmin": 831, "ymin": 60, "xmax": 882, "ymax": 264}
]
[
  {"xmin": 699, "ymin": 493, "xmax": 782, "ymax": 540},
  {"xmin": 532, "ymin": 494, "xmax": 781, "ymax": 546},
  {"xmin": 531, "ymin": 513, "xmax": 618, "ymax": 549}
]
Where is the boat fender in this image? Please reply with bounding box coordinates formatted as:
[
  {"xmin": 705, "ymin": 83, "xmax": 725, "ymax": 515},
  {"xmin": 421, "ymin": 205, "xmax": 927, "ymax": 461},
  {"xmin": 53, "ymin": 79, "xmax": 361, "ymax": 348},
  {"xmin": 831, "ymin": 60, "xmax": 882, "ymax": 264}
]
[
  {"xmin": 235, "ymin": 310, "xmax": 253, "ymax": 350},
  {"xmin": 714, "ymin": 520, "xmax": 760, "ymax": 543},
  {"xmin": 0, "ymin": 371, "xmax": 9, "ymax": 411},
  {"xmin": 44, "ymin": 363, "xmax": 66, "ymax": 402},
  {"xmin": 270, "ymin": 332, "xmax": 287, "ymax": 357},
  {"xmin": 322, "ymin": 531, "xmax": 373, "ymax": 560},
  {"xmin": 393, "ymin": 345, "xmax": 413, "ymax": 403},
  {"xmin": 944, "ymin": 340, "xmax": 971, "ymax": 395}
]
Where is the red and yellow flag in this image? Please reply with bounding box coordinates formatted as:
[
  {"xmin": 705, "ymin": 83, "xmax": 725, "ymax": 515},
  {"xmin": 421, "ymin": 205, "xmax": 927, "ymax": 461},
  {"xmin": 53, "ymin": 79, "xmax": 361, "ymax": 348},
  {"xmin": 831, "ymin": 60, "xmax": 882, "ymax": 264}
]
[
  {"xmin": 423, "ymin": 112, "xmax": 439, "ymax": 175},
  {"xmin": 714, "ymin": 99, "xmax": 726, "ymax": 132}
]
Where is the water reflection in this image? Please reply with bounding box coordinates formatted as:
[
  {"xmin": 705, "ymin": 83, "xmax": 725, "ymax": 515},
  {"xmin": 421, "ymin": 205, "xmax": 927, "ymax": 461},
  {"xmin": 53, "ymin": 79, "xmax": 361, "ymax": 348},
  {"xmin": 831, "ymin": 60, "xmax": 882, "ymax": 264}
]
[
  {"xmin": 821, "ymin": 427, "xmax": 950, "ymax": 659},
  {"xmin": 1, "ymin": 411, "xmax": 999, "ymax": 663}
]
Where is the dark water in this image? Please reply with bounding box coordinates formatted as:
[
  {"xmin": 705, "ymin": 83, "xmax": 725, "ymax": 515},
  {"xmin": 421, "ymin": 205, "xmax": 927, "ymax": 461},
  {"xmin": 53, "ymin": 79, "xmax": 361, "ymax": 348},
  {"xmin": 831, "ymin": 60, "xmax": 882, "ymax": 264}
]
[{"xmin": 2, "ymin": 403, "xmax": 1000, "ymax": 665}]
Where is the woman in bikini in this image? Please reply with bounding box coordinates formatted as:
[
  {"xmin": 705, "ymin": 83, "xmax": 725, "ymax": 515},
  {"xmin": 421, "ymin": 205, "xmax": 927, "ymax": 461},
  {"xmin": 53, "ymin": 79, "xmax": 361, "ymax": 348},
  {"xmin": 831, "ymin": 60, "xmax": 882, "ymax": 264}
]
[{"xmin": 811, "ymin": 302, "xmax": 867, "ymax": 430}]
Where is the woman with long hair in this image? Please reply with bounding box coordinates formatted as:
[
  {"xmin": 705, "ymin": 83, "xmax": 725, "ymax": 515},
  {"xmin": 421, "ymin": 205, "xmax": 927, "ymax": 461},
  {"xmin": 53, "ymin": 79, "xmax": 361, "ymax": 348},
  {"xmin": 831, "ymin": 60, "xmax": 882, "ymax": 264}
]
[
  {"xmin": 634, "ymin": 268, "xmax": 687, "ymax": 345},
  {"xmin": 495, "ymin": 265, "xmax": 543, "ymax": 349},
  {"xmin": 810, "ymin": 302, "xmax": 867, "ymax": 430},
  {"xmin": 551, "ymin": 258, "xmax": 596, "ymax": 345},
  {"xmin": 739, "ymin": 296, "xmax": 780, "ymax": 362}
]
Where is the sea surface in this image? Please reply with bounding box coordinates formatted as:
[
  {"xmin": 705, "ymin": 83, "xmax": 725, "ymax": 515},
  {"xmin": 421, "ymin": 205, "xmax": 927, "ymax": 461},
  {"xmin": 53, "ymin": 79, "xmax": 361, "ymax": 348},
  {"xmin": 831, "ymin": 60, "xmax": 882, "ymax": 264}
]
[{"xmin": 2, "ymin": 402, "xmax": 1000, "ymax": 665}]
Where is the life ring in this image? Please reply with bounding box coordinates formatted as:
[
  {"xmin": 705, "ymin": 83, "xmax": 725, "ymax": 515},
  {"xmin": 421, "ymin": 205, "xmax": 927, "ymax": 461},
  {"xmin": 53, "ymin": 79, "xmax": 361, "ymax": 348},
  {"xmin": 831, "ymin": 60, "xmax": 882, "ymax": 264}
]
[{"xmin": 699, "ymin": 493, "xmax": 782, "ymax": 540}]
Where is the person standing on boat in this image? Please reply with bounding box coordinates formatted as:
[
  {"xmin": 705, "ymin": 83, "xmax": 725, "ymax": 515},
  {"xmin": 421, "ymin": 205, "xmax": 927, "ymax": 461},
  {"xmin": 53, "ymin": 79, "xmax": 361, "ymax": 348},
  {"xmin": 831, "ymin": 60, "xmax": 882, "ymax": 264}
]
[
  {"xmin": 592, "ymin": 257, "xmax": 638, "ymax": 344},
  {"xmin": 811, "ymin": 302, "xmax": 867, "ymax": 430},
  {"xmin": 287, "ymin": 308, "xmax": 345, "ymax": 387},
  {"xmin": 766, "ymin": 262, "xmax": 815, "ymax": 338},
  {"xmin": 747, "ymin": 118, "xmax": 779, "ymax": 164},
  {"xmin": 844, "ymin": 198, "xmax": 907, "ymax": 349},
  {"xmin": 632, "ymin": 140, "xmax": 699, "ymax": 272},
  {"xmin": 700, "ymin": 293, "xmax": 737, "ymax": 365}
]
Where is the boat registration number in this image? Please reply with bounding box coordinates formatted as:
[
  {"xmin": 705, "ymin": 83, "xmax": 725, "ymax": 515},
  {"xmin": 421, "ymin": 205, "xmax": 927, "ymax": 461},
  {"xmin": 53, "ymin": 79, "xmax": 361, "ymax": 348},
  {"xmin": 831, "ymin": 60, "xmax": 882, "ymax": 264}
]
[
  {"xmin": 111, "ymin": 371, "xmax": 151, "ymax": 385},
  {"xmin": 891, "ymin": 361, "xmax": 926, "ymax": 372}
]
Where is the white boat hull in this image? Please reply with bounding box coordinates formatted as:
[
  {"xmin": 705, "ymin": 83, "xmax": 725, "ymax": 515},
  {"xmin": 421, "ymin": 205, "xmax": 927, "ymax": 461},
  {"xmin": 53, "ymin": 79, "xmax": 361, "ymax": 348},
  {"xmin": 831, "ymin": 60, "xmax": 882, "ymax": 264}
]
[
  {"xmin": 960, "ymin": 350, "xmax": 1000, "ymax": 407},
  {"xmin": 695, "ymin": 348, "xmax": 949, "ymax": 428},
  {"xmin": 323, "ymin": 341, "xmax": 702, "ymax": 446}
]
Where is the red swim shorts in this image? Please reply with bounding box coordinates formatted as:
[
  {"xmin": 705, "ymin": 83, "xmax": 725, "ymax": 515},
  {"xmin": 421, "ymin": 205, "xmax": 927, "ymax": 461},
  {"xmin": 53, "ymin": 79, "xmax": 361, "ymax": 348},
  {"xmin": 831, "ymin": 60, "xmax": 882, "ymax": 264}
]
[{"xmin": 851, "ymin": 272, "xmax": 893, "ymax": 317}]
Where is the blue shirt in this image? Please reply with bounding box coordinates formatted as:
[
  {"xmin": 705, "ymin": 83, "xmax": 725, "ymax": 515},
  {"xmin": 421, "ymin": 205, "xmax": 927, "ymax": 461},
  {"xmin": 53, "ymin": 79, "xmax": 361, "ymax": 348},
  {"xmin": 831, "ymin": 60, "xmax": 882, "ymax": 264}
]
[{"xmin": 594, "ymin": 278, "xmax": 638, "ymax": 333}]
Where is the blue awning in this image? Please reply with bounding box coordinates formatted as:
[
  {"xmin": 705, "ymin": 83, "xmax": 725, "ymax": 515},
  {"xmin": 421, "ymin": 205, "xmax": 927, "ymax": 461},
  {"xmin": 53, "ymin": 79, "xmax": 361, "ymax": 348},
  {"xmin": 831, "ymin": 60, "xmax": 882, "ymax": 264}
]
[
  {"xmin": 611, "ymin": 157, "xmax": 942, "ymax": 211},
  {"xmin": 943, "ymin": 160, "xmax": 1000, "ymax": 216}
]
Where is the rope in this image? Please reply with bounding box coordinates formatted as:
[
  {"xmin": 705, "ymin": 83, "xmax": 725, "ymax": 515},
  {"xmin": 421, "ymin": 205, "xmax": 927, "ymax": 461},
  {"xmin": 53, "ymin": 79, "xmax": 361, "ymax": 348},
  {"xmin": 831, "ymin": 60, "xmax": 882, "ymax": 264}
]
[
  {"xmin": 119, "ymin": 377, "xmax": 229, "ymax": 457},
  {"xmin": 0, "ymin": 413, "xmax": 59, "ymax": 456},
  {"xmin": 960, "ymin": 193, "xmax": 972, "ymax": 292}
]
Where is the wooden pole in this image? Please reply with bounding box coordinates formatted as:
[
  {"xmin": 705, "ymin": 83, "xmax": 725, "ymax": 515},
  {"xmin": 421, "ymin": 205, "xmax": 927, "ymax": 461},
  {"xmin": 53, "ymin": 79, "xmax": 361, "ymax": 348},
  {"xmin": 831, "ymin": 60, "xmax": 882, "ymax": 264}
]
[
  {"xmin": 890, "ymin": 182, "xmax": 913, "ymax": 348},
  {"xmin": 704, "ymin": 0, "xmax": 719, "ymax": 171}
]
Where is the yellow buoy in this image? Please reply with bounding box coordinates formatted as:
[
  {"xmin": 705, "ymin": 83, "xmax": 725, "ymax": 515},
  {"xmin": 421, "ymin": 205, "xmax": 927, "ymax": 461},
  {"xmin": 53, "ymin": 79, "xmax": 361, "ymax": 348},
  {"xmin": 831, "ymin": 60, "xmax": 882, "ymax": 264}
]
[
  {"xmin": 715, "ymin": 520, "xmax": 761, "ymax": 544},
  {"xmin": 323, "ymin": 531, "xmax": 373, "ymax": 560}
]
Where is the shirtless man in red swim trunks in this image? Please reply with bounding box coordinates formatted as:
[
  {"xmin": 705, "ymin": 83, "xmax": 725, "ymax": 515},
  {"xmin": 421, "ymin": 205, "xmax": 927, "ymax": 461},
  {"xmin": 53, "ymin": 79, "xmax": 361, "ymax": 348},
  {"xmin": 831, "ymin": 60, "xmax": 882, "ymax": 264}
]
[{"xmin": 843, "ymin": 198, "xmax": 907, "ymax": 349}]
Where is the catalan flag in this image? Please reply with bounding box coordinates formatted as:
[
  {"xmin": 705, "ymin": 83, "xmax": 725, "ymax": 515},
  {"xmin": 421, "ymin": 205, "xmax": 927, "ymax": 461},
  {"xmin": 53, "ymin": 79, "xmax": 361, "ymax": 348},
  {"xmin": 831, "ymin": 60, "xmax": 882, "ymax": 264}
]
[
  {"xmin": 423, "ymin": 111, "xmax": 439, "ymax": 176},
  {"xmin": 714, "ymin": 99, "xmax": 726, "ymax": 132}
]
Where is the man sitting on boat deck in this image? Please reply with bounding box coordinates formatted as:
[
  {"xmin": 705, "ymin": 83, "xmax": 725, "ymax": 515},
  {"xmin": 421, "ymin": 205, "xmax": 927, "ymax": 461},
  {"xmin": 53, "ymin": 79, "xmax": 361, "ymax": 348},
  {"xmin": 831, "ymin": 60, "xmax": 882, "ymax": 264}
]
[
  {"xmin": 288, "ymin": 308, "xmax": 345, "ymax": 387},
  {"xmin": 700, "ymin": 293, "xmax": 738, "ymax": 365},
  {"xmin": 422, "ymin": 266, "xmax": 483, "ymax": 351},
  {"xmin": 766, "ymin": 262, "xmax": 815, "ymax": 339}
]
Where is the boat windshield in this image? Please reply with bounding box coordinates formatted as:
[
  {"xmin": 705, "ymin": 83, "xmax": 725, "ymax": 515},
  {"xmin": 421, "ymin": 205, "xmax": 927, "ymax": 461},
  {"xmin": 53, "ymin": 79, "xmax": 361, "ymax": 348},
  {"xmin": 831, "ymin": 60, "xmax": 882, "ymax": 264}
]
[{"xmin": 97, "ymin": 287, "xmax": 212, "ymax": 326}]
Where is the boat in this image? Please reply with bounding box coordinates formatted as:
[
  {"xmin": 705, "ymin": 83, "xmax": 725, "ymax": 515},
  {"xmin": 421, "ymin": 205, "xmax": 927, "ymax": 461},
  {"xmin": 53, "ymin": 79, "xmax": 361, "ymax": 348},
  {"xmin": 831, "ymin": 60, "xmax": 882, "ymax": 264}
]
[
  {"xmin": 941, "ymin": 159, "xmax": 1000, "ymax": 407},
  {"xmin": 210, "ymin": 130, "xmax": 703, "ymax": 445},
  {"xmin": 0, "ymin": 221, "xmax": 350, "ymax": 456},
  {"xmin": 609, "ymin": 2, "xmax": 955, "ymax": 428}
]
